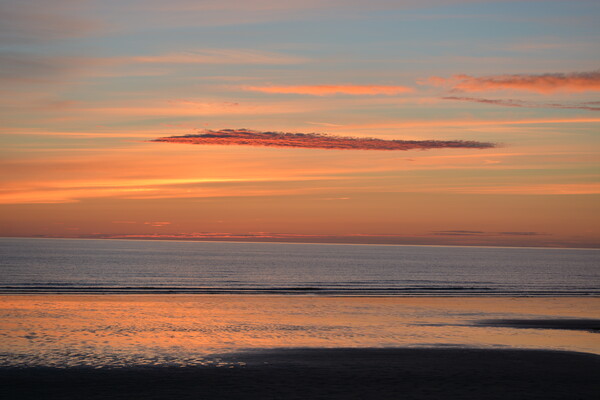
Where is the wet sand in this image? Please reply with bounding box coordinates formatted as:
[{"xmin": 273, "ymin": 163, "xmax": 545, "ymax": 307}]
[
  {"xmin": 2, "ymin": 296, "xmax": 599, "ymax": 398},
  {"xmin": 2, "ymin": 348, "xmax": 598, "ymax": 400},
  {"xmin": 474, "ymin": 318, "xmax": 600, "ymax": 332},
  {"xmin": 3, "ymin": 295, "xmax": 600, "ymax": 365}
]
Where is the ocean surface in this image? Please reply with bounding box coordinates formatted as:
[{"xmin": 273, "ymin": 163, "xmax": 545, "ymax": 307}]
[{"xmin": 0, "ymin": 238, "xmax": 598, "ymax": 296}]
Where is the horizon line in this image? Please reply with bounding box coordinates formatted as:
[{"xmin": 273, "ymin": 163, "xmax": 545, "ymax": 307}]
[{"xmin": 2, "ymin": 235, "xmax": 598, "ymax": 251}]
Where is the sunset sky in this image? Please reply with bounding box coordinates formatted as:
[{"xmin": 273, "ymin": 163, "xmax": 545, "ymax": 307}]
[{"xmin": 1, "ymin": 0, "xmax": 599, "ymax": 247}]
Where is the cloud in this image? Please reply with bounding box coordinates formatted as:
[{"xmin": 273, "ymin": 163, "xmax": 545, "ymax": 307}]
[
  {"xmin": 45, "ymin": 230, "xmax": 578, "ymax": 248},
  {"xmin": 80, "ymin": 100, "xmax": 312, "ymax": 117},
  {"xmin": 431, "ymin": 230, "xmax": 545, "ymax": 237},
  {"xmin": 0, "ymin": 168, "xmax": 350, "ymax": 204},
  {"xmin": 144, "ymin": 221, "xmax": 171, "ymax": 227},
  {"xmin": 442, "ymin": 96, "xmax": 600, "ymax": 111},
  {"xmin": 151, "ymin": 129, "xmax": 496, "ymax": 151},
  {"xmin": 0, "ymin": 1, "xmax": 100, "ymax": 44},
  {"xmin": 0, "ymin": 53, "xmax": 78, "ymax": 83},
  {"xmin": 306, "ymin": 121, "xmax": 345, "ymax": 127},
  {"xmin": 425, "ymin": 70, "xmax": 600, "ymax": 93},
  {"xmin": 442, "ymin": 183, "xmax": 600, "ymax": 195},
  {"xmin": 130, "ymin": 49, "xmax": 308, "ymax": 65},
  {"xmin": 113, "ymin": 1, "xmax": 512, "ymax": 30},
  {"xmin": 243, "ymin": 84, "xmax": 414, "ymax": 96},
  {"xmin": 324, "ymin": 117, "xmax": 600, "ymax": 131},
  {"xmin": 0, "ymin": 49, "xmax": 307, "ymax": 85},
  {"xmin": 0, "ymin": 52, "xmax": 118, "ymax": 85}
]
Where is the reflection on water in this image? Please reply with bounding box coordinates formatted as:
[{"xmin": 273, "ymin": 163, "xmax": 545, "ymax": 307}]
[{"xmin": 0, "ymin": 295, "xmax": 598, "ymax": 368}]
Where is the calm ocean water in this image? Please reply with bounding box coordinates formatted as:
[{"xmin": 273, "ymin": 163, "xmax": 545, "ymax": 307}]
[{"xmin": 0, "ymin": 238, "xmax": 598, "ymax": 296}]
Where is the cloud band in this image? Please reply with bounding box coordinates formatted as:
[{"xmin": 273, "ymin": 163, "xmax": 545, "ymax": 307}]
[
  {"xmin": 151, "ymin": 129, "xmax": 496, "ymax": 151},
  {"xmin": 243, "ymin": 84, "xmax": 413, "ymax": 96},
  {"xmin": 442, "ymin": 96, "xmax": 600, "ymax": 111},
  {"xmin": 427, "ymin": 70, "xmax": 600, "ymax": 93}
]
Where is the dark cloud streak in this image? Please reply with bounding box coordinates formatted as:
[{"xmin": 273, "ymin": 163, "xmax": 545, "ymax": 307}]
[
  {"xmin": 152, "ymin": 129, "xmax": 496, "ymax": 151},
  {"xmin": 431, "ymin": 230, "xmax": 544, "ymax": 237},
  {"xmin": 443, "ymin": 96, "xmax": 600, "ymax": 111}
]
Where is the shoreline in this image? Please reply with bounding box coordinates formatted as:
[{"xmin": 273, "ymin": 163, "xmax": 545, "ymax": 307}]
[
  {"xmin": 1, "ymin": 292, "xmax": 599, "ymax": 298},
  {"xmin": 2, "ymin": 288, "xmax": 598, "ymax": 299},
  {"xmin": 3, "ymin": 293, "xmax": 599, "ymax": 297},
  {"xmin": 2, "ymin": 348, "xmax": 598, "ymax": 399}
]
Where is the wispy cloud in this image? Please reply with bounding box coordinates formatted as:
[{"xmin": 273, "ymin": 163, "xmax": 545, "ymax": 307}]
[
  {"xmin": 81, "ymin": 99, "xmax": 311, "ymax": 117},
  {"xmin": 324, "ymin": 117, "xmax": 600, "ymax": 130},
  {"xmin": 431, "ymin": 230, "xmax": 545, "ymax": 237},
  {"xmin": 0, "ymin": 1, "xmax": 100, "ymax": 44},
  {"xmin": 46, "ymin": 230, "xmax": 577, "ymax": 248},
  {"xmin": 442, "ymin": 96, "xmax": 600, "ymax": 111},
  {"xmin": 124, "ymin": 1, "xmax": 514, "ymax": 29},
  {"xmin": 306, "ymin": 121, "xmax": 345, "ymax": 127},
  {"xmin": 0, "ymin": 176, "xmax": 338, "ymax": 204},
  {"xmin": 243, "ymin": 84, "xmax": 414, "ymax": 96},
  {"xmin": 0, "ymin": 49, "xmax": 307, "ymax": 85},
  {"xmin": 0, "ymin": 52, "xmax": 115, "ymax": 84},
  {"xmin": 152, "ymin": 129, "xmax": 496, "ymax": 151},
  {"xmin": 444, "ymin": 183, "xmax": 600, "ymax": 195},
  {"xmin": 425, "ymin": 70, "xmax": 600, "ymax": 93},
  {"xmin": 130, "ymin": 49, "xmax": 308, "ymax": 65},
  {"xmin": 144, "ymin": 221, "xmax": 171, "ymax": 227}
]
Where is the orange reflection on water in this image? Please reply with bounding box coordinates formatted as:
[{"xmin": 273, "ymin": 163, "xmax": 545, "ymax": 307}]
[{"xmin": 0, "ymin": 295, "xmax": 598, "ymax": 368}]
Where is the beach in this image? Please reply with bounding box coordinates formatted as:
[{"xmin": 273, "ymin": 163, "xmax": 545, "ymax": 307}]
[
  {"xmin": 1, "ymin": 295, "xmax": 599, "ymax": 399},
  {"xmin": 2, "ymin": 348, "xmax": 599, "ymax": 400},
  {"xmin": 1, "ymin": 239, "xmax": 599, "ymax": 398}
]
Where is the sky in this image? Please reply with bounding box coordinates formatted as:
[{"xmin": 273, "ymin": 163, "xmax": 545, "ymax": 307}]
[{"xmin": 1, "ymin": 0, "xmax": 599, "ymax": 248}]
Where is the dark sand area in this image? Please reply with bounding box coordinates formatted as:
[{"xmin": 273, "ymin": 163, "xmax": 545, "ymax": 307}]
[
  {"xmin": 1, "ymin": 348, "xmax": 598, "ymax": 400},
  {"xmin": 474, "ymin": 318, "xmax": 600, "ymax": 332}
]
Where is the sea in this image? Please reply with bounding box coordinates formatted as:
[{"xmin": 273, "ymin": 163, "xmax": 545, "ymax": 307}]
[{"xmin": 1, "ymin": 237, "xmax": 598, "ymax": 296}]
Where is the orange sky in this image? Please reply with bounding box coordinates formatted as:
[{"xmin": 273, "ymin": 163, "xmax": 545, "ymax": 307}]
[{"xmin": 1, "ymin": 1, "xmax": 599, "ymax": 247}]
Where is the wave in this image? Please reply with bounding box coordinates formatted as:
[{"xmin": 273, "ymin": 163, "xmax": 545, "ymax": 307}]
[{"xmin": 1, "ymin": 285, "xmax": 597, "ymax": 296}]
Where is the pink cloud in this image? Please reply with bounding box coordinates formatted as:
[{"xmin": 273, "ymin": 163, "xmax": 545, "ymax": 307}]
[
  {"xmin": 243, "ymin": 84, "xmax": 414, "ymax": 96},
  {"xmin": 425, "ymin": 70, "xmax": 600, "ymax": 93},
  {"xmin": 151, "ymin": 129, "xmax": 496, "ymax": 151}
]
